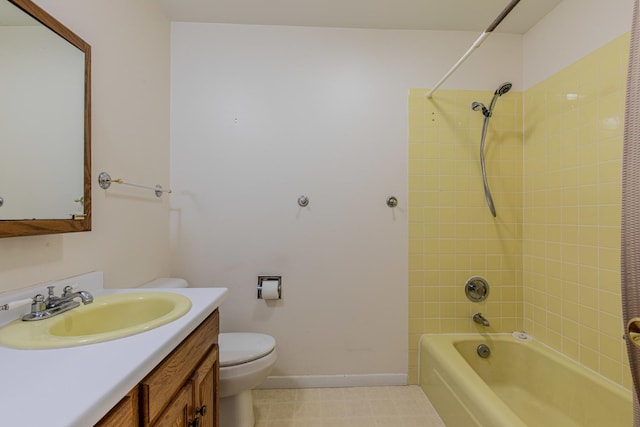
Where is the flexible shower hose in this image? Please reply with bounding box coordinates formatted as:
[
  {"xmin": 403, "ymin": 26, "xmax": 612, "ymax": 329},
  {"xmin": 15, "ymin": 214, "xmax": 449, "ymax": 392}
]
[{"xmin": 479, "ymin": 115, "xmax": 497, "ymax": 217}]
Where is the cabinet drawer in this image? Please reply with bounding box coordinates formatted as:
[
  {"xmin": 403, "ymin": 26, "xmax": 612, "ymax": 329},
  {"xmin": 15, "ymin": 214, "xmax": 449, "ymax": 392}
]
[{"xmin": 140, "ymin": 310, "xmax": 219, "ymax": 426}]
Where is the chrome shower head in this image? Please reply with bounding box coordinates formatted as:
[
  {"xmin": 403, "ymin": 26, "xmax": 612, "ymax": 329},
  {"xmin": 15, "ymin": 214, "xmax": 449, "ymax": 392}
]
[
  {"xmin": 495, "ymin": 82, "xmax": 512, "ymax": 96},
  {"xmin": 487, "ymin": 82, "xmax": 512, "ymax": 111}
]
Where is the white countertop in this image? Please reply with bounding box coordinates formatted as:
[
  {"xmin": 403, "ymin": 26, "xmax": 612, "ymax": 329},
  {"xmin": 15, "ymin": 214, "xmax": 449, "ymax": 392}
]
[{"xmin": 0, "ymin": 285, "xmax": 227, "ymax": 427}]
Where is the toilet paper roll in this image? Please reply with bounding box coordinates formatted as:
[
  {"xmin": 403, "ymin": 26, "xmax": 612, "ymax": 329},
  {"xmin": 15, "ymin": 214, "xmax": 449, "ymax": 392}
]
[{"xmin": 261, "ymin": 280, "xmax": 281, "ymax": 300}]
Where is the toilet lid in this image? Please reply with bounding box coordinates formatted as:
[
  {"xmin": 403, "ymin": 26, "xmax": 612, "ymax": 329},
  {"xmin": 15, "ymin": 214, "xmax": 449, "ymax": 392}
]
[{"xmin": 219, "ymin": 333, "xmax": 276, "ymax": 367}]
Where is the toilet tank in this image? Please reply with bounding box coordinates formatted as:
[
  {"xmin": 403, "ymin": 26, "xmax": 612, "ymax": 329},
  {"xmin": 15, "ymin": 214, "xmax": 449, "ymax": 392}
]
[{"xmin": 140, "ymin": 278, "xmax": 188, "ymax": 288}]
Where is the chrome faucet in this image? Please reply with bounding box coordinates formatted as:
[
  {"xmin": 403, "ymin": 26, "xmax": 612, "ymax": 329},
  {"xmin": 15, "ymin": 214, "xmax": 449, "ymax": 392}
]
[
  {"xmin": 22, "ymin": 285, "xmax": 93, "ymax": 321},
  {"xmin": 59, "ymin": 286, "xmax": 94, "ymax": 305},
  {"xmin": 473, "ymin": 312, "xmax": 490, "ymax": 327}
]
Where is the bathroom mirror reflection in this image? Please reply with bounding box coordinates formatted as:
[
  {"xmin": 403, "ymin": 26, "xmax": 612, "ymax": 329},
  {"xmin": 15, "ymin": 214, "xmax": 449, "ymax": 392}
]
[{"xmin": 0, "ymin": 0, "xmax": 91, "ymax": 237}]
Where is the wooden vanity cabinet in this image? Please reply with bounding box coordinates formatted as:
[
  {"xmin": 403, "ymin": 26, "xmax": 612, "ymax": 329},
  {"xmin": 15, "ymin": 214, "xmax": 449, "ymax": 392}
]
[
  {"xmin": 191, "ymin": 349, "xmax": 218, "ymax": 427},
  {"xmin": 95, "ymin": 389, "xmax": 138, "ymax": 427},
  {"xmin": 151, "ymin": 382, "xmax": 192, "ymax": 427},
  {"xmin": 95, "ymin": 310, "xmax": 219, "ymax": 427},
  {"xmin": 151, "ymin": 348, "xmax": 218, "ymax": 427}
]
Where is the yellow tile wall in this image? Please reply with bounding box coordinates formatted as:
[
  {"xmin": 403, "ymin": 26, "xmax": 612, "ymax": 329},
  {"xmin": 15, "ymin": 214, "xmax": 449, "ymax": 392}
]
[
  {"xmin": 408, "ymin": 88, "xmax": 524, "ymax": 383},
  {"xmin": 523, "ymin": 33, "xmax": 630, "ymax": 388},
  {"xmin": 408, "ymin": 33, "xmax": 631, "ymax": 388}
]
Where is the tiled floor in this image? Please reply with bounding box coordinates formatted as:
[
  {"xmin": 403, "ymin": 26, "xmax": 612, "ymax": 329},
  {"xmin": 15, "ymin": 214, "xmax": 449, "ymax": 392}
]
[{"xmin": 253, "ymin": 385, "xmax": 446, "ymax": 427}]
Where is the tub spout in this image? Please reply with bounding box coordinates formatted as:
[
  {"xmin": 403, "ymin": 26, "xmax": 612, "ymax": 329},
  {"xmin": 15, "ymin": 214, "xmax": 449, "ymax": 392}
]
[{"xmin": 473, "ymin": 312, "xmax": 490, "ymax": 327}]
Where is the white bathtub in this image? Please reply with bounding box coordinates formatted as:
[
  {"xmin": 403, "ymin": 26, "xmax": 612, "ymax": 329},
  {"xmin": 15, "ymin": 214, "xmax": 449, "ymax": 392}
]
[{"xmin": 419, "ymin": 334, "xmax": 632, "ymax": 427}]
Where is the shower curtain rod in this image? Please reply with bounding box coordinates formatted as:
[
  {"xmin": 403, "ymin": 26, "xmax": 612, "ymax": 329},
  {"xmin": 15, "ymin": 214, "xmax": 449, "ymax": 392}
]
[{"xmin": 426, "ymin": 0, "xmax": 521, "ymax": 99}]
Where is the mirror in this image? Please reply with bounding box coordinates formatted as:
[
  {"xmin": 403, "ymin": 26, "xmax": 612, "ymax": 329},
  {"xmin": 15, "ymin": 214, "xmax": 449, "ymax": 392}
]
[{"xmin": 0, "ymin": 0, "xmax": 91, "ymax": 237}]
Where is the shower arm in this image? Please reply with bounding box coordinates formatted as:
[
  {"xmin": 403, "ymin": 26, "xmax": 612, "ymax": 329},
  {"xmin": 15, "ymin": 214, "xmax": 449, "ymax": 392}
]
[{"xmin": 426, "ymin": 0, "xmax": 521, "ymax": 99}]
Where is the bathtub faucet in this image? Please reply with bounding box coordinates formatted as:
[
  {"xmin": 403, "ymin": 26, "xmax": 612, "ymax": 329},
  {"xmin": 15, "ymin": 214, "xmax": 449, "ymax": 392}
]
[{"xmin": 473, "ymin": 312, "xmax": 490, "ymax": 327}]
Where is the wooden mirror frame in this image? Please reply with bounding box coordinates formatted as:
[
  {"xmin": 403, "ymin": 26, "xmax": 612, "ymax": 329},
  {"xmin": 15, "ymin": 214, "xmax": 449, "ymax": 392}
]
[{"xmin": 1, "ymin": 0, "xmax": 91, "ymax": 238}]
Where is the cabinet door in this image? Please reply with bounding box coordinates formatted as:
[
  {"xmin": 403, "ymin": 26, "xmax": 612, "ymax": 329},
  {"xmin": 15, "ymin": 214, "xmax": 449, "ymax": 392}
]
[
  {"xmin": 153, "ymin": 382, "xmax": 193, "ymax": 427},
  {"xmin": 94, "ymin": 390, "xmax": 137, "ymax": 427},
  {"xmin": 192, "ymin": 347, "xmax": 218, "ymax": 427},
  {"xmin": 140, "ymin": 310, "xmax": 219, "ymax": 427},
  {"xmin": 141, "ymin": 312, "xmax": 218, "ymax": 426}
]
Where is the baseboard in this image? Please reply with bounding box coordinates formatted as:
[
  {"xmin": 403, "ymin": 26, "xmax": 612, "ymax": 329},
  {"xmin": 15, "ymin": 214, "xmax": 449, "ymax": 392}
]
[{"xmin": 258, "ymin": 373, "xmax": 408, "ymax": 389}]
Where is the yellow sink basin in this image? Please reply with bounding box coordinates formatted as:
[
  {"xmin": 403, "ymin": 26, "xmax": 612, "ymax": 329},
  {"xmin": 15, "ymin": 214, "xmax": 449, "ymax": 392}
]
[{"xmin": 0, "ymin": 292, "xmax": 192, "ymax": 349}]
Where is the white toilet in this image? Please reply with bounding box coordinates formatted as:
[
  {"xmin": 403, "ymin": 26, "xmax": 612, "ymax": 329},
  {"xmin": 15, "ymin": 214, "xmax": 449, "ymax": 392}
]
[
  {"xmin": 219, "ymin": 332, "xmax": 277, "ymax": 427},
  {"xmin": 141, "ymin": 278, "xmax": 277, "ymax": 427}
]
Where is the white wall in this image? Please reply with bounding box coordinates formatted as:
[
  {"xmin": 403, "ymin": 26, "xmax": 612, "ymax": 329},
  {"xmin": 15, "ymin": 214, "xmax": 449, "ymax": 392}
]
[
  {"xmin": 170, "ymin": 23, "xmax": 522, "ymax": 382},
  {"xmin": 0, "ymin": 0, "xmax": 171, "ymax": 293},
  {"xmin": 523, "ymin": 0, "xmax": 634, "ymax": 88}
]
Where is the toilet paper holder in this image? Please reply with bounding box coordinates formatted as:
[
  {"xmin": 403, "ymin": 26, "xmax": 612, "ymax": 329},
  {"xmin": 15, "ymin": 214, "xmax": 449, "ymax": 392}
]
[{"xmin": 257, "ymin": 276, "xmax": 282, "ymax": 300}]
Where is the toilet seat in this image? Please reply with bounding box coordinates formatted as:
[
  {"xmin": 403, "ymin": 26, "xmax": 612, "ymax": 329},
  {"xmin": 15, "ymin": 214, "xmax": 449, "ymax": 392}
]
[{"xmin": 220, "ymin": 333, "xmax": 276, "ymax": 367}]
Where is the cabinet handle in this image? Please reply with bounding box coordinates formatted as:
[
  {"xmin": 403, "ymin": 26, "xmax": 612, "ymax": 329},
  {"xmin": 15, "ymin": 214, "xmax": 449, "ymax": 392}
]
[
  {"xmin": 196, "ymin": 405, "xmax": 207, "ymax": 416},
  {"xmin": 188, "ymin": 418, "xmax": 200, "ymax": 427}
]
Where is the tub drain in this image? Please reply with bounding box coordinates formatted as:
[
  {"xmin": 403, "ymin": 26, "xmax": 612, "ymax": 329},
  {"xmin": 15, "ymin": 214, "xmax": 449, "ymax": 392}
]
[{"xmin": 477, "ymin": 344, "xmax": 491, "ymax": 358}]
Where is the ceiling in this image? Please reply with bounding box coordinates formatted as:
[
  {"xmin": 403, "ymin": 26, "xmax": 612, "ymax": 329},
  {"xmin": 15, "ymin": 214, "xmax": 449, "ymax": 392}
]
[{"xmin": 158, "ymin": 0, "xmax": 563, "ymax": 34}]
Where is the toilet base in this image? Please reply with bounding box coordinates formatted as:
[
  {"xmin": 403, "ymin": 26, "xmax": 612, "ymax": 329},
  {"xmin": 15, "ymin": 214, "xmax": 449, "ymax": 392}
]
[{"xmin": 220, "ymin": 389, "xmax": 255, "ymax": 427}]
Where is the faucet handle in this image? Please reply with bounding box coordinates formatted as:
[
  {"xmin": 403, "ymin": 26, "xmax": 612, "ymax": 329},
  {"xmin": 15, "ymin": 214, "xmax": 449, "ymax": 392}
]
[
  {"xmin": 31, "ymin": 294, "xmax": 46, "ymax": 314},
  {"xmin": 62, "ymin": 284, "xmax": 79, "ymax": 296}
]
